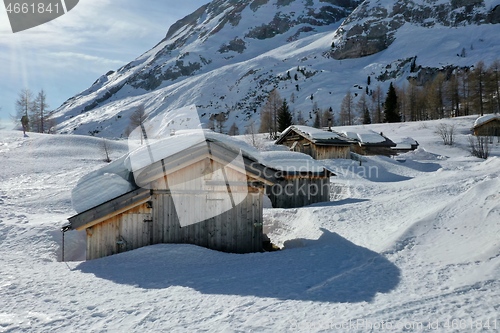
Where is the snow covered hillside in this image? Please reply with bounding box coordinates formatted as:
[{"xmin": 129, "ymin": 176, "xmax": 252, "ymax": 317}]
[
  {"xmin": 0, "ymin": 116, "xmax": 499, "ymax": 332},
  {"xmin": 51, "ymin": 0, "xmax": 500, "ymax": 138}
]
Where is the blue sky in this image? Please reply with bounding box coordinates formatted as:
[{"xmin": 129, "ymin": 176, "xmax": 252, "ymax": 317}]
[{"xmin": 0, "ymin": 0, "xmax": 209, "ymax": 128}]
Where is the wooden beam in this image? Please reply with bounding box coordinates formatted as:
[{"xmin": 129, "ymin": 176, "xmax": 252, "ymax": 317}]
[{"xmin": 68, "ymin": 188, "xmax": 151, "ymax": 231}]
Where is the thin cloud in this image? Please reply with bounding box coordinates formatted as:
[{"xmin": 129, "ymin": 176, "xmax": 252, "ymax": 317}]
[
  {"xmin": 0, "ymin": 0, "xmax": 209, "ymax": 121},
  {"xmin": 50, "ymin": 51, "xmax": 125, "ymax": 67}
]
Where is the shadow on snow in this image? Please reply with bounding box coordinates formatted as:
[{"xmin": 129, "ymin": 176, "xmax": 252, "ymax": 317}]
[{"xmin": 77, "ymin": 228, "xmax": 400, "ymax": 303}]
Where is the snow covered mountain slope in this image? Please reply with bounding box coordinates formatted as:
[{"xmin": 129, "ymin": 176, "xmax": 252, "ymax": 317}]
[
  {"xmin": 1, "ymin": 116, "xmax": 499, "ymax": 332},
  {"xmin": 51, "ymin": 0, "xmax": 500, "ymax": 138},
  {"xmin": 330, "ymin": 0, "xmax": 500, "ymax": 59}
]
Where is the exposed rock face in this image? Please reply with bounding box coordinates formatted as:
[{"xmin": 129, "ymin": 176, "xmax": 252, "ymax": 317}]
[
  {"xmin": 107, "ymin": 0, "xmax": 359, "ymax": 94},
  {"xmin": 51, "ymin": 0, "xmax": 364, "ymax": 134},
  {"xmin": 51, "ymin": 0, "xmax": 500, "ymax": 137},
  {"xmin": 330, "ymin": 0, "xmax": 497, "ymax": 60}
]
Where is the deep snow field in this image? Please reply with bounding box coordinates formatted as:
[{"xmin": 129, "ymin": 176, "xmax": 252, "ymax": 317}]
[{"xmin": 0, "ymin": 116, "xmax": 499, "ymax": 332}]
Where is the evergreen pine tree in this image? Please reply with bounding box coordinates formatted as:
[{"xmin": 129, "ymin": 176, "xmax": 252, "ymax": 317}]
[
  {"xmin": 322, "ymin": 107, "xmax": 333, "ymax": 129},
  {"xmin": 384, "ymin": 83, "xmax": 401, "ymax": 123},
  {"xmin": 277, "ymin": 99, "xmax": 293, "ymax": 132}
]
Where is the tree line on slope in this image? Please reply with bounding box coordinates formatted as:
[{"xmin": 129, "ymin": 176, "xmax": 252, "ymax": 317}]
[
  {"xmin": 340, "ymin": 59, "xmax": 500, "ymax": 125},
  {"xmin": 10, "ymin": 59, "xmax": 499, "ymax": 139},
  {"xmin": 13, "ymin": 88, "xmax": 56, "ymax": 135},
  {"xmin": 255, "ymin": 59, "xmax": 500, "ymax": 139}
]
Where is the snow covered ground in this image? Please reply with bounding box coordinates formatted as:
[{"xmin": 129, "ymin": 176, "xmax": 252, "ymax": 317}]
[{"xmin": 0, "ymin": 116, "xmax": 499, "ymax": 332}]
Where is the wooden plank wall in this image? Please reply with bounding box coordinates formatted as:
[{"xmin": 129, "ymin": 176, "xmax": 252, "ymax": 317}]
[
  {"xmin": 360, "ymin": 146, "xmax": 397, "ymax": 157},
  {"xmin": 86, "ymin": 158, "xmax": 265, "ymax": 259},
  {"xmin": 268, "ymin": 176, "xmax": 330, "ymax": 209},
  {"xmin": 312, "ymin": 145, "xmax": 350, "ymax": 160},
  {"xmin": 154, "ymin": 191, "xmax": 263, "ymax": 254},
  {"xmin": 474, "ymin": 121, "xmax": 500, "ymax": 136},
  {"xmin": 284, "ymin": 136, "xmax": 350, "ymax": 160},
  {"xmin": 86, "ymin": 204, "xmax": 152, "ymax": 260}
]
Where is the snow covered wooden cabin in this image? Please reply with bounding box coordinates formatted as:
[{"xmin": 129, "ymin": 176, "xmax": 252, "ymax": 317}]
[
  {"xmin": 68, "ymin": 131, "xmax": 278, "ymax": 260},
  {"xmin": 261, "ymin": 151, "xmax": 334, "ymax": 209},
  {"xmin": 473, "ymin": 114, "xmax": 500, "ymax": 137},
  {"xmin": 275, "ymin": 125, "xmax": 353, "ymax": 160},
  {"xmin": 338, "ymin": 129, "xmax": 397, "ymax": 156},
  {"xmin": 67, "ymin": 131, "xmax": 339, "ymax": 260},
  {"xmin": 391, "ymin": 137, "xmax": 419, "ymax": 154}
]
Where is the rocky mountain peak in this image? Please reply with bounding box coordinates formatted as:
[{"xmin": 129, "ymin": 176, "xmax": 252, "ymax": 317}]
[
  {"xmin": 52, "ymin": 0, "xmax": 500, "ymax": 138},
  {"xmin": 330, "ymin": 0, "xmax": 500, "ymax": 60},
  {"xmin": 120, "ymin": 0, "xmax": 361, "ymax": 91}
]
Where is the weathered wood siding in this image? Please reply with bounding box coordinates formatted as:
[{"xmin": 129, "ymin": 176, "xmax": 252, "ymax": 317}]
[
  {"xmin": 282, "ymin": 137, "xmax": 350, "ymax": 160},
  {"xmin": 85, "ymin": 158, "xmax": 264, "ymax": 259},
  {"xmin": 267, "ymin": 176, "xmax": 330, "ymax": 209},
  {"xmin": 311, "ymin": 144, "xmax": 350, "ymax": 160},
  {"xmin": 474, "ymin": 120, "xmax": 500, "ymax": 136},
  {"xmin": 152, "ymin": 191, "xmax": 263, "ymax": 254},
  {"xmin": 352, "ymin": 144, "xmax": 396, "ymax": 157},
  {"xmin": 86, "ymin": 204, "xmax": 152, "ymax": 260}
]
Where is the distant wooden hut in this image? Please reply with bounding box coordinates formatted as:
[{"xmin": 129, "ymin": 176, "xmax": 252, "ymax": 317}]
[
  {"xmin": 473, "ymin": 114, "xmax": 500, "ymax": 137},
  {"xmin": 68, "ymin": 132, "xmax": 277, "ymax": 260},
  {"xmin": 391, "ymin": 137, "xmax": 419, "ymax": 154},
  {"xmin": 261, "ymin": 151, "xmax": 334, "ymax": 209},
  {"xmin": 275, "ymin": 125, "xmax": 353, "ymax": 160},
  {"xmin": 338, "ymin": 129, "xmax": 397, "ymax": 156}
]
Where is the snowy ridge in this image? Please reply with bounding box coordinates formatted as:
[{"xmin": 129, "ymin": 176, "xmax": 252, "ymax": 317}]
[{"xmin": 330, "ymin": 0, "xmax": 500, "ymax": 60}]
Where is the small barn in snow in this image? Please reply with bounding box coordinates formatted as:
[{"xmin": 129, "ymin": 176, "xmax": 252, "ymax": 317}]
[
  {"xmin": 68, "ymin": 131, "xmax": 277, "ymax": 260},
  {"xmin": 338, "ymin": 129, "xmax": 397, "ymax": 156},
  {"xmin": 473, "ymin": 114, "xmax": 500, "ymax": 137},
  {"xmin": 275, "ymin": 125, "xmax": 353, "ymax": 160},
  {"xmin": 67, "ymin": 131, "xmax": 334, "ymax": 260},
  {"xmin": 261, "ymin": 151, "xmax": 334, "ymax": 209},
  {"xmin": 391, "ymin": 137, "xmax": 419, "ymax": 154}
]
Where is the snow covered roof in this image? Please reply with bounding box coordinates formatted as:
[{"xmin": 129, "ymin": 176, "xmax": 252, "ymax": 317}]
[
  {"xmin": 276, "ymin": 125, "xmax": 352, "ymax": 145},
  {"xmin": 126, "ymin": 130, "xmax": 261, "ymax": 173},
  {"xmin": 72, "ymin": 130, "xmax": 334, "ymax": 213},
  {"xmin": 126, "ymin": 129, "xmax": 332, "ymax": 174},
  {"xmin": 473, "ymin": 114, "xmax": 500, "ymax": 128},
  {"xmin": 391, "ymin": 137, "xmax": 419, "ymax": 150},
  {"xmin": 341, "ymin": 130, "xmax": 384, "ymax": 143},
  {"xmin": 71, "ymin": 154, "xmax": 137, "ymax": 214},
  {"xmin": 260, "ymin": 151, "xmax": 333, "ymax": 174},
  {"xmin": 336, "ymin": 129, "xmax": 396, "ymax": 146}
]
